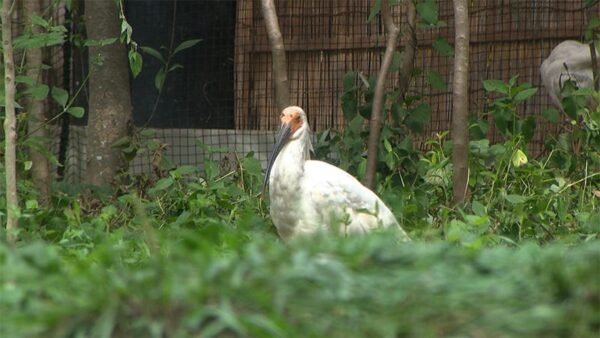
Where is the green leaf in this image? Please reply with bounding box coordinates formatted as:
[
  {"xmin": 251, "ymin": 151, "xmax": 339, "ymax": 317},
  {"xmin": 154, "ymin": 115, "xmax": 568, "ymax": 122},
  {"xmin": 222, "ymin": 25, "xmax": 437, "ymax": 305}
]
[
  {"xmin": 129, "ymin": 49, "xmax": 143, "ymax": 78},
  {"xmin": 405, "ymin": 103, "xmax": 431, "ymax": 133},
  {"xmin": 426, "ymin": 70, "xmax": 446, "ymax": 90},
  {"xmin": 67, "ymin": 107, "xmax": 85, "ymax": 118},
  {"xmin": 25, "ymin": 199, "xmax": 38, "ymax": 209},
  {"xmin": 173, "ymin": 39, "xmax": 202, "ymax": 55},
  {"xmin": 51, "ymin": 87, "xmax": 69, "ymax": 107},
  {"xmin": 15, "ymin": 75, "xmax": 34, "ymax": 85},
  {"xmin": 120, "ymin": 20, "xmax": 133, "ymax": 44},
  {"xmin": 505, "ymin": 194, "xmax": 527, "ymax": 204},
  {"xmin": 150, "ymin": 177, "xmax": 175, "ymax": 193},
  {"xmin": 367, "ymin": 0, "xmax": 382, "ymax": 23},
  {"xmin": 168, "ymin": 64, "xmax": 184, "ymax": 72},
  {"xmin": 84, "ymin": 38, "xmax": 118, "ymax": 47},
  {"xmin": 542, "ymin": 108, "xmax": 560, "ymax": 123},
  {"xmin": 471, "ymin": 200, "xmax": 486, "ymax": 216},
  {"xmin": 140, "ymin": 46, "xmax": 165, "ymax": 63},
  {"xmin": 30, "ymin": 15, "xmax": 49, "ymax": 28},
  {"xmin": 111, "ymin": 136, "xmax": 131, "ymax": 148},
  {"xmin": 24, "ymin": 161, "xmax": 33, "ymax": 171},
  {"xmin": 432, "ymin": 37, "xmax": 453, "ymax": 56},
  {"xmin": 155, "ymin": 68, "xmax": 166, "ymax": 91},
  {"xmin": 390, "ymin": 51, "xmax": 402, "ymax": 72},
  {"xmin": 416, "ymin": 0, "xmax": 439, "ymax": 26},
  {"xmin": 26, "ymin": 84, "xmax": 49, "ymax": 100},
  {"xmin": 513, "ymin": 87, "xmax": 538, "ymax": 102},
  {"xmin": 482, "ymin": 79, "xmax": 508, "ymax": 94}
]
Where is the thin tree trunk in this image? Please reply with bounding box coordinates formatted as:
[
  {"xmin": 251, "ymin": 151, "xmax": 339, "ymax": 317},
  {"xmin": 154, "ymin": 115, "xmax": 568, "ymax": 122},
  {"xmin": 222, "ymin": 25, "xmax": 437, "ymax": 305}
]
[
  {"xmin": 2, "ymin": 0, "xmax": 19, "ymax": 243},
  {"xmin": 364, "ymin": 0, "xmax": 400, "ymax": 190},
  {"xmin": 397, "ymin": 0, "xmax": 416, "ymax": 99},
  {"xmin": 451, "ymin": 0, "xmax": 470, "ymax": 205},
  {"xmin": 84, "ymin": 0, "xmax": 133, "ymax": 186},
  {"xmin": 261, "ymin": 0, "xmax": 289, "ymax": 112},
  {"xmin": 24, "ymin": 0, "xmax": 51, "ymax": 205},
  {"xmin": 590, "ymin": 41, "xmax": 599, "ymax": 91}
]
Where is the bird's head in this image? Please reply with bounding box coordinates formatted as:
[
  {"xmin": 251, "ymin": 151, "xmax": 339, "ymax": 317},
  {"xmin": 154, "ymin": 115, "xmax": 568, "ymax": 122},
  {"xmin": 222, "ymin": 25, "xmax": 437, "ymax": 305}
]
[
  {"xmin": 262, "ymin": 106, "xmax": 310, "ymax": 195},
  {"xmin": 279, "ymin": 106, "xmax": 309, "ymax": 139}
]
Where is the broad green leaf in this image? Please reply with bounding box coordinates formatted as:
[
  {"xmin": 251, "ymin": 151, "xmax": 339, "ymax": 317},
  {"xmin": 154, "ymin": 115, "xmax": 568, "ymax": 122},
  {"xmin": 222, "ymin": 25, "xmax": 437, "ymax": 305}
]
[
  {"xmin": 168, "ymin": 64, "xmax": 184, "ymax": 72},
  {"xmin": 13, "ymin": 30, "xmax": 66, "ymax": 49},
  {"xmin": 120, "ymin": 20, "xmax": 133, "ymax": 44},
  {"xmin": 25, "ymin": 199, "xmax": 38, "ymax": 209},
  {"xmin": 26, "ymin": 84, "xmax": 49, "ymax": 100},
  {"xmin": 416, "ymin": 0, "xmax": 439, "ymax": 26},
  {"xmin": 513, "ymin": 87, "xmax": 538, "ymax": 102},
  {"xmin": 30, "ymin": 15, "xmax": 49, "ymax": 28},
  {"xmin": 150, "ymin": 177, "xmax": 175, "ymax": 193},
  {"xmin": 482, "ymin": 79, "xmax": 508, "ymax": 94},
  {"xmin": 405, "ymin": 103, "xmax": 431, "ymax": 133},
  {"xmin": 172, "ymin": 165, "xmax": 198, "ymax": 177},
  {"xmin": 129, "ymin": 49, "xmax": 143, "ymax": 78},
  {"xmin": 505, "ymin": 194, "xmax": 527, "ymax": 204},
  {"xmin": 15, "ymin": 75, "xmax": 34, "ymax": 86},
  {"xmin": 522, "ymin": 115, "xmax": 536, "ymax": 142},
  {"xmin": 52, "ymin": 87, "xmax": 69, "ymax": 107},
  {"xmin": 542, "ymin": 108, "xmax": 560, "ymax": 123},
  {"xmin": 390, "ymin": 51, "xmax": 402, "ymax": 72},
  {"xmin": 432, "ymin": 37, "xmax": 453, "ymax": 56},
  {"xmin": 173, "ymin": 39, "xmax": 202, "ymax": 55},
  {"xmin": 84, "ymin": 38, "xmax": 118, "ymax": 47},
  {"xmin": 111, "ymin": 136, "xmax": 131, "ymax": 148},
  {"xmin": 24, "ymin": 161, "xmax": 33, "ymax": 171},
  {"xmin": 67, "ymin": 106, "xmax": 85, "ymax": 118},
  {"xmin": 471, "ymin": 200, "xmax": 486, "ymax": 216},
  {"xmin": 426, "ymin": 70, "xmax": 446, "ymax": 90},
  {"xmin": 367, "ymin": 0, "xmax": 382, "ymax": 23},
  {"xmin": 343, "ymin": 71, "xmax": 357, "ymax": 91},
  {"xmin": 155, "ymin": 68, "xmax": 166, "ymax": 91},
  {"xmin": 140, "ymin": 46, "xmax": 165, "ymax": 63}
]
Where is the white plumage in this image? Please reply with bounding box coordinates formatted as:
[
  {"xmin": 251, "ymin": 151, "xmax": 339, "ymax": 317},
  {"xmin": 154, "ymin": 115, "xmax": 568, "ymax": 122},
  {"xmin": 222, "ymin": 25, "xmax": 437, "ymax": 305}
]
[
  {"xmin": 540, "ymin": 40, "xmax": 597, "ymax": 112},
  {"xmin": 263, "ymin": 106, "xmax": 410, "ymax": 241}
]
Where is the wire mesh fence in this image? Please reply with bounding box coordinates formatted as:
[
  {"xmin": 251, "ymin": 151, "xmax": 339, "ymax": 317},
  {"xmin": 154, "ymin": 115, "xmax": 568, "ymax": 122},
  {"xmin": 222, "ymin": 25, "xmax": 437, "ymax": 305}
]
[{"xmin": 52, "ymin": 0, "xmax": 598, "ymax": 182}]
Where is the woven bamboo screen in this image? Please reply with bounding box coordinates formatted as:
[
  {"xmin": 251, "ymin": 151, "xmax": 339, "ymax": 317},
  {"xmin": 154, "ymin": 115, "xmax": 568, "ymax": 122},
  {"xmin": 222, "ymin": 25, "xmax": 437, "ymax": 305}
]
[{"xmin": 234, "ymin": 0, "xmax": 599, "ymax": 153}]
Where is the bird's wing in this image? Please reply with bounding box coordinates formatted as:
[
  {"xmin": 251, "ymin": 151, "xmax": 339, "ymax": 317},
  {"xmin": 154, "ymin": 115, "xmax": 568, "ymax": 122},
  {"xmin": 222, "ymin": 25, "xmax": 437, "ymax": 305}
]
[{"xmin": 302, "ymin": 160, "xmax": 407, "ymax": 239}]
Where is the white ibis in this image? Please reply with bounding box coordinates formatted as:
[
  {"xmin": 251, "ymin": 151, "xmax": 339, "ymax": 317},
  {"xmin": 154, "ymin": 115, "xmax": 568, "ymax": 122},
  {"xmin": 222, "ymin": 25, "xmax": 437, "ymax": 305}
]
[
  {"xmin": 540, "ymin": 40, "xmax": 598, "ymax": 112},
  {"xmin": 263, "ymin": 106, "xmax": 410, "ymax": 241}
]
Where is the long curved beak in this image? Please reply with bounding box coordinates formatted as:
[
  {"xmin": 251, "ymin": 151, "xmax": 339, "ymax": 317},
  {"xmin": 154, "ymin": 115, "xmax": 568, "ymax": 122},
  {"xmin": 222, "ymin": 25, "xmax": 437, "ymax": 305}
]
[{"xmin": 262, "ymin": 122, "xmax": 292, "ymax": 196}]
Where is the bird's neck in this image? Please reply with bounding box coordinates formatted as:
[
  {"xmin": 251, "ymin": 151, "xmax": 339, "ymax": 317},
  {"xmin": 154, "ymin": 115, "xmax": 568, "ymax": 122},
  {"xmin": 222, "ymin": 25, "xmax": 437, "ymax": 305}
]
[{"xmin": 271, "ymin": 133, "xmax": 311, "ymax": 186}]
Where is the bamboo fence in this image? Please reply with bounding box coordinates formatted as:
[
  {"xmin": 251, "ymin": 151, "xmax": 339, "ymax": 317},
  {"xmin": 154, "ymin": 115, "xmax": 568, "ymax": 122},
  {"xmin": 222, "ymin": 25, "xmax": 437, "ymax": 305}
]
[{"xmin": 234, "ymin": 0, "xmax": 599, "ymax": 154}]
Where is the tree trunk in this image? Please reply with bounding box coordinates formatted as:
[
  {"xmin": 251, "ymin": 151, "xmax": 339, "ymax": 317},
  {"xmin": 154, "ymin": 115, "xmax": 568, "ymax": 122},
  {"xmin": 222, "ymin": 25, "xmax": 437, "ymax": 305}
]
[
  {"xmin": 84, "ymin": 0, "xmax": 133, "ymax": 186},
  {"xmin": 364, "ymin": 0, "xmax": 400, "ymax": 190},
  {"xmin": 590, "ymin": 41, "xmax": 599, "ymax": 91},
  {"xmin": 24, "ymin": 0, "xmax": 51, "ymax": 205},
  {"xmin": 2, "ymin": 0, "xmax": 19, "ymax": 243},
  {"xmin": 451, "ymin": 0, "xmax": 470, "ymax": 205},
  {"xmin": 397, "ymin": 0, "xmax": 417, "ymax": 100},
  {"xmin": 261, "ymin": 0, "xmax": 290, "ymax": 112}
]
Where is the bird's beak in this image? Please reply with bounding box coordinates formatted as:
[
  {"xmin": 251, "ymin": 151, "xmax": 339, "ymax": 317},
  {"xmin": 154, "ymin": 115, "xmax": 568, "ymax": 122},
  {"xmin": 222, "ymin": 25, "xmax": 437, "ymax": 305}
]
[{"xmin": 262, "ymin": 121, "xmax": 292, "ymax": 196}]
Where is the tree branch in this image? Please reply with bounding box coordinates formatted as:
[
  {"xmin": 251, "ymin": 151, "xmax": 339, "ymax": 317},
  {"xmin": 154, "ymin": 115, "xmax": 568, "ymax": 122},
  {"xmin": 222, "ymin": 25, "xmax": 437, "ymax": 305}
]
[
  {"xmin": 451, "ymin": 0, "xmax": 470, "ymax": 205},
  {"xmin": 24, "ymin": 0, "xmax": 51, "ymax": 205},
  {"xmin": 397, "ymin": 0, "xmax": 417, "ymax": 99},
  {"xmin": 590, "ymin": 41, "xmax": 599, "ymax": 91},
  {"xmin": 261, "ymin": 0, "xmax": 290, "ymax": 112},
  {"xmin": 364, "ymin": 0, "xmax": 400, "ymax": 189},
  {"xmin": 2, "ymin": 0, "xmax": 19, "ymax": 243}
]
